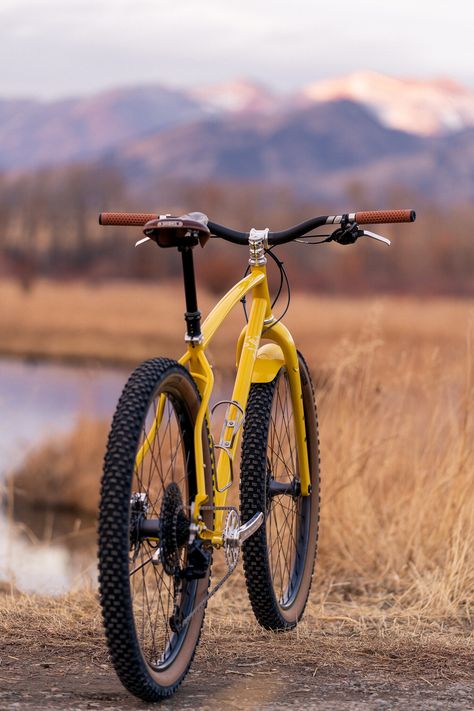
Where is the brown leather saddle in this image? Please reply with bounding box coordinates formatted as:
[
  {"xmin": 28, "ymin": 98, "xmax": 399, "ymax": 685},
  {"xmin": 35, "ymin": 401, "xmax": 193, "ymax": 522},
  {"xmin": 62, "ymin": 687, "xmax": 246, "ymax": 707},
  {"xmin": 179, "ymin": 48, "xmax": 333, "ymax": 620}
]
[{"xmin": 143, "ymin": 212, "xmax": 210, "ymax": 248}]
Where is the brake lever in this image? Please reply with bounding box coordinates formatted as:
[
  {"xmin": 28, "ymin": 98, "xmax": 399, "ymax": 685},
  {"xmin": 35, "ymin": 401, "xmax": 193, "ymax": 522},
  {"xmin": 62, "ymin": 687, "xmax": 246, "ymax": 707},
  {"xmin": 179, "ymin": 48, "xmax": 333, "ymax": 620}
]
[
  {"xmin": 330, "ymin": 223, "xmax": 391, "ymax": 246},
  {"xmin": 135, "ymin": 236, "xmax": 151, "ymax": 247},
  {"xmin": 135, "ymin": 214, "xmax": 172, "ymax": 247},
  {"xmin": 358, "ymin": 229, "xmax": 391, "ymax": 246}
]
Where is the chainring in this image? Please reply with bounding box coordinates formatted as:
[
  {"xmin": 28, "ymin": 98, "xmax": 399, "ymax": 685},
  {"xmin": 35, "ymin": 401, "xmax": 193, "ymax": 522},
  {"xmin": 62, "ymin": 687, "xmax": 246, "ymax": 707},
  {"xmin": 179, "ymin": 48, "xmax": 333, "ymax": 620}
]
[{"xmin": 224, "ymin": 509, "xmax": 240, "ymax": 569}]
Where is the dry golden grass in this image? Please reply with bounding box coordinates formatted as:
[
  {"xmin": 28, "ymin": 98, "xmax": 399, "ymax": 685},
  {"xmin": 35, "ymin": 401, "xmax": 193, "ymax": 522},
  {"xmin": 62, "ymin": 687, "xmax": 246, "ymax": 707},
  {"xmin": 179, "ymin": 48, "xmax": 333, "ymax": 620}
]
[
  {"xmin": 3, "ymin": 279, "xmax": 474, "ymax": 627},
  {"xmin": 0, "ymin": 583, "xmax": 472, "ymax": 667},
  {"xmin": 0, "ymin": 278, "xmax": 471, "ymax": 367},
  {"xmin": 317, "ymin": 318, "xmax": 474, "ymax": 623},
  {"xmin": 0, "ymin": 587, "xmax": 104, "ymax": 652}
]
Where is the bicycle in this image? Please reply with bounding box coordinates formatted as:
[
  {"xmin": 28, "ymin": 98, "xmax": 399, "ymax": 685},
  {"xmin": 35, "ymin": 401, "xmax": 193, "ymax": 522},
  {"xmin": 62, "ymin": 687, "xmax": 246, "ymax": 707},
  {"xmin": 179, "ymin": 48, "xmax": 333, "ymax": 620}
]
[{"xmin": 97, "ymin": 207, "xmax": 416, "ymax": 701}]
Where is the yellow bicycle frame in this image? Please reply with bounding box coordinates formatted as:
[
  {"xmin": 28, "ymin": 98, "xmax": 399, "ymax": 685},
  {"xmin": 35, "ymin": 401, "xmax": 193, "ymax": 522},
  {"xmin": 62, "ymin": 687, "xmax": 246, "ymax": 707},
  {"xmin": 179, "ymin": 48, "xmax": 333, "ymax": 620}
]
[{"xmin": 137, "ymin": 261, "xmax": 311, "ymax": 546}]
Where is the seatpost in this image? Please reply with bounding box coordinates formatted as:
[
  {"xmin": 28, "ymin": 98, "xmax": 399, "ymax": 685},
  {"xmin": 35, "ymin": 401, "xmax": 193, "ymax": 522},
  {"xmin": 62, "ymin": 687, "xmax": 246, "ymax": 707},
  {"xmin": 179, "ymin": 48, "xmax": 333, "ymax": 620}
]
[{"xmin": 179, "ymin": 246, "xmax": 202, "ymax": 345}]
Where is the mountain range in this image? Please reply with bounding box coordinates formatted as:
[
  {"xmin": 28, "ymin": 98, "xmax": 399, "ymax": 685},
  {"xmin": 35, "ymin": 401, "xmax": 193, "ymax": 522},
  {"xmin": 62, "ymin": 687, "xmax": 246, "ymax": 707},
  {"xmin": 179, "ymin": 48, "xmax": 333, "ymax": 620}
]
[{"xmin": 1, "ymin": 71, "xmax": 474, "ymax": 203}]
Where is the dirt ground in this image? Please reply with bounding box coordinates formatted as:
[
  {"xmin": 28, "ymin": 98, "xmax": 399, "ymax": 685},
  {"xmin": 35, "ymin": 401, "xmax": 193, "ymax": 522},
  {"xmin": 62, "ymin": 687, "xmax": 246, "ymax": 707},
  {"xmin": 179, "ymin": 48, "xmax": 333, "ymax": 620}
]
[
  {"xmin": 1, "ymin": 631, "xmax": 472, "ymax": 711},
  {"xmin": 1, "ymin": 594, "xmax": 472, "ymax": 711}
]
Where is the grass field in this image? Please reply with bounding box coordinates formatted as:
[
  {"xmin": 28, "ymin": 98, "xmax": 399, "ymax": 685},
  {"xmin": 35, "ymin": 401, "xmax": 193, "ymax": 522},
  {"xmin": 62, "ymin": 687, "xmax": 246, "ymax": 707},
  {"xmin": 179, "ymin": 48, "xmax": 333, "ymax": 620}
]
[
  {"xmin": 5, "ymin": 279, "xmax": 473, "ymax": 621},
  {"xmin": 1, "ymin": 278, "xmax": 471, "ymax": 366},
  {"xmin": 1, "ymin": 278, "xmax": 473, "ymax": 707}
]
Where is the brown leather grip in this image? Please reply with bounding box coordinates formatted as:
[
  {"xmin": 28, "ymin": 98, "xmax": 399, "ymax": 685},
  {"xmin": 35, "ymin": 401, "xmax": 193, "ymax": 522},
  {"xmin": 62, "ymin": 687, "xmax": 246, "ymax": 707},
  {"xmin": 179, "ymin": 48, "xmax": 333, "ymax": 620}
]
[
  {"xmin": 355, "ymin": 209, "xmax": 416, "ymax": 225},
  {"xmin": 99, "ymin": 212, "xmax": 158, "ymax": 226}
]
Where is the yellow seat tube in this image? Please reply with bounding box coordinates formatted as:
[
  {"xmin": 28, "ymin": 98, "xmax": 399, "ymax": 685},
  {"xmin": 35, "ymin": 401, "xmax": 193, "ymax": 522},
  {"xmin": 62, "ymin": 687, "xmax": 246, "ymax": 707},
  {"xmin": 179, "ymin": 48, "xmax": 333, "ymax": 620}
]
[{"xmin": 187, "ymin": 347, "xmax": 214, "ymax": 521}]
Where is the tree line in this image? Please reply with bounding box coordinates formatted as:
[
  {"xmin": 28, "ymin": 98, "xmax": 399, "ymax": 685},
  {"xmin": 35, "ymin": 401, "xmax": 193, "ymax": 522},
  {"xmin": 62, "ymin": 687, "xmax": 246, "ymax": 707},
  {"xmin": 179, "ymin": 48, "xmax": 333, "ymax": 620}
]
[{"xmin": 0, "ymin": 163, "xmax": 472, "ymax": 296}]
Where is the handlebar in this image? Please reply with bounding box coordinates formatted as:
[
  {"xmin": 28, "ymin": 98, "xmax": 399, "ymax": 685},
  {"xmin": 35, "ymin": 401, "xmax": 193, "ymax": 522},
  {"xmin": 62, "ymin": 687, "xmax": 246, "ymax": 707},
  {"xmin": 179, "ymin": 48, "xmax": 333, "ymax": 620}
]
[{"xmin": 99, "ymin": 208, "xmax": 416, "ymax": 246}]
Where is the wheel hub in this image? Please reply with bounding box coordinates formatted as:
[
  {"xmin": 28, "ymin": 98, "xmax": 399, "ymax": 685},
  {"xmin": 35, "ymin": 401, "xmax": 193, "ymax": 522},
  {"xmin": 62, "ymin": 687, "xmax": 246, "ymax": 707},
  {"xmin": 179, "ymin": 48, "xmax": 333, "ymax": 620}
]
[{"xmin": 129, "ymin": 492, "xmax": 149, "ymax": 552}]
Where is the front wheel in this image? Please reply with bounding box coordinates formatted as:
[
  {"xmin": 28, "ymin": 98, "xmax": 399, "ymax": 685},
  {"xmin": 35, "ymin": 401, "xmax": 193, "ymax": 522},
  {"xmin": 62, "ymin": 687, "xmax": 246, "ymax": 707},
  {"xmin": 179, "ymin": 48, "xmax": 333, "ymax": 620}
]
[
  {"xmin": 98, "ymin": 358, "xmax": 213, "ymax": 702},
  {"xmin": 240, "ymin": 351, "xmax": 320, "ymax": 630}
]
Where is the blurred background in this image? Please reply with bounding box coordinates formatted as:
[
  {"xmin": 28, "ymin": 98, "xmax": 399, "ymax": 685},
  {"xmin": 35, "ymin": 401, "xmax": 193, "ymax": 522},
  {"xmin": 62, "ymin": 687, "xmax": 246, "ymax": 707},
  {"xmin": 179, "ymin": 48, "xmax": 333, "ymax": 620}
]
[{"xmin": 0, "ymin": 0, "xmax": 472, "ymax": 610}]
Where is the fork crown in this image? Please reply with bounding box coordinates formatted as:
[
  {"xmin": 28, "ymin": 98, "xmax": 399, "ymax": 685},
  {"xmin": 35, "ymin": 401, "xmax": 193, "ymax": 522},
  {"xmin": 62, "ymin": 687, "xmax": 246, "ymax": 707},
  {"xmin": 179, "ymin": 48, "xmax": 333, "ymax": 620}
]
[{"xmin": 248, "ymin": 228, "xmax": 269, "ymax": 266}]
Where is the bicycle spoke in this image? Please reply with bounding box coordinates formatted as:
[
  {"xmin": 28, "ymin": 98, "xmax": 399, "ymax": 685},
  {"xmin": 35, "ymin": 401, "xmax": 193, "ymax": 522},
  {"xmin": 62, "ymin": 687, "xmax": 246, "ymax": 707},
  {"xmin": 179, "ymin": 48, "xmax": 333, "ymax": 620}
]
[
  {"xmin": 129, "ymin": 388, "xmax": 191, "ymax": 671},
  {"xmin": 265, "ymin": 371, "xmax": 304, "ymax": 604}
]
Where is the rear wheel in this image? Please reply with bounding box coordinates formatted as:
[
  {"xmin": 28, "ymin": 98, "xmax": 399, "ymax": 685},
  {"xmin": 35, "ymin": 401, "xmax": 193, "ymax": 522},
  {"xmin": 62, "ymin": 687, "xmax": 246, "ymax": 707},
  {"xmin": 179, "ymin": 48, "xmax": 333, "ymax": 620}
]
[
  {"xmin": 98, "ymin": 358, "xmax": 213, "ymax": 701},
  {"xmin": 240, "ymin": 351, "xmax": 320, "ymax": 630}
]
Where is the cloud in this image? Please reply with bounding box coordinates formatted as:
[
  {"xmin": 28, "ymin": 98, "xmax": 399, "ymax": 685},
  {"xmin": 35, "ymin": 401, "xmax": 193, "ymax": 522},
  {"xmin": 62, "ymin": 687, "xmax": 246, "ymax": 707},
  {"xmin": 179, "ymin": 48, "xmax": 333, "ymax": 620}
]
[{"xmin": 1, "ymin": 0, "xmax": 473, "ymax": 97}]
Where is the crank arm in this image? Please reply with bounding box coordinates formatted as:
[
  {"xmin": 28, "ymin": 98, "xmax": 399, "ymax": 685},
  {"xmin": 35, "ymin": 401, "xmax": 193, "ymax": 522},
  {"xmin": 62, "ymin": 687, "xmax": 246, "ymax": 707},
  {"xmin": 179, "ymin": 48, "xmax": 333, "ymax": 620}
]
[
  {"xmin": 237, "ymin": 511, "xmax": 264, "ymax": 543},
  {"xmin": 358, "ymin": 229, "xmax": 391, "ymax": 246}
]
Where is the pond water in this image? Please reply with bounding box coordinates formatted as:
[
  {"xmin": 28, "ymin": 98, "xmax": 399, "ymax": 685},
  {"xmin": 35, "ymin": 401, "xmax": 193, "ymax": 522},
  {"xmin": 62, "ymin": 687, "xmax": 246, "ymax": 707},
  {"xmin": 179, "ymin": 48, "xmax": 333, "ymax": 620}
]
[
  {"xmin": 0, "ymin": 358, "xmax": 127, "ymax": 594},
  {"xmin": 0, "ymin": 358, "xmax": 231, "ymax": 595}
]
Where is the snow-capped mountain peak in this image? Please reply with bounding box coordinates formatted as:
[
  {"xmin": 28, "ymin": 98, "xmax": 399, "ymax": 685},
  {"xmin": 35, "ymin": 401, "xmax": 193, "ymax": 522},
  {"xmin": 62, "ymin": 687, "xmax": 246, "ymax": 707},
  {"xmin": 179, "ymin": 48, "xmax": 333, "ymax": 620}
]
[
  {"xmin": 301, "ymin": 70, "xmax": 474, "ymax": 136},
  {"xmin": 190, "ymin": 78, "xmax": 279, "ymax": 114}
]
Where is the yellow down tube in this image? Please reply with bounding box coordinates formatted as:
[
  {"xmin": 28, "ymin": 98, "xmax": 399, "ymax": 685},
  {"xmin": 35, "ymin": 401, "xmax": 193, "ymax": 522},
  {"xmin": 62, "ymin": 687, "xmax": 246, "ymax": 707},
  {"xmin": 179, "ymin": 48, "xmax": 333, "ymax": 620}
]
[{"xmin": 211, "ymin": 293, "xmax": 268, "ymax": 538}]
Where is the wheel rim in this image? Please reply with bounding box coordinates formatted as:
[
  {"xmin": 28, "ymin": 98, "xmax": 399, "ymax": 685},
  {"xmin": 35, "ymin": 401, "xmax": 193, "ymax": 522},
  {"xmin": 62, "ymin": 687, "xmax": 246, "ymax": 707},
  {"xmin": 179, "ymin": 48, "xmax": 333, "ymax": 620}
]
[
  {"xmin": 266, "ymin": 371, "xmax": 311, "ymax": 609},
  {"xmin": 128, "ymin": 390, "xmax": 195, "ymax": 671}
]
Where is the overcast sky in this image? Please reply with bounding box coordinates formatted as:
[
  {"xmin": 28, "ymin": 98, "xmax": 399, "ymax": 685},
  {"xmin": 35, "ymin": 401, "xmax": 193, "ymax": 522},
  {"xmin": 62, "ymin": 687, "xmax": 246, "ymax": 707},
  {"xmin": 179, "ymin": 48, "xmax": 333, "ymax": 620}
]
[{"xmin": 1, "ymin": 0, "xmax": 474, "ymax": 99}]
